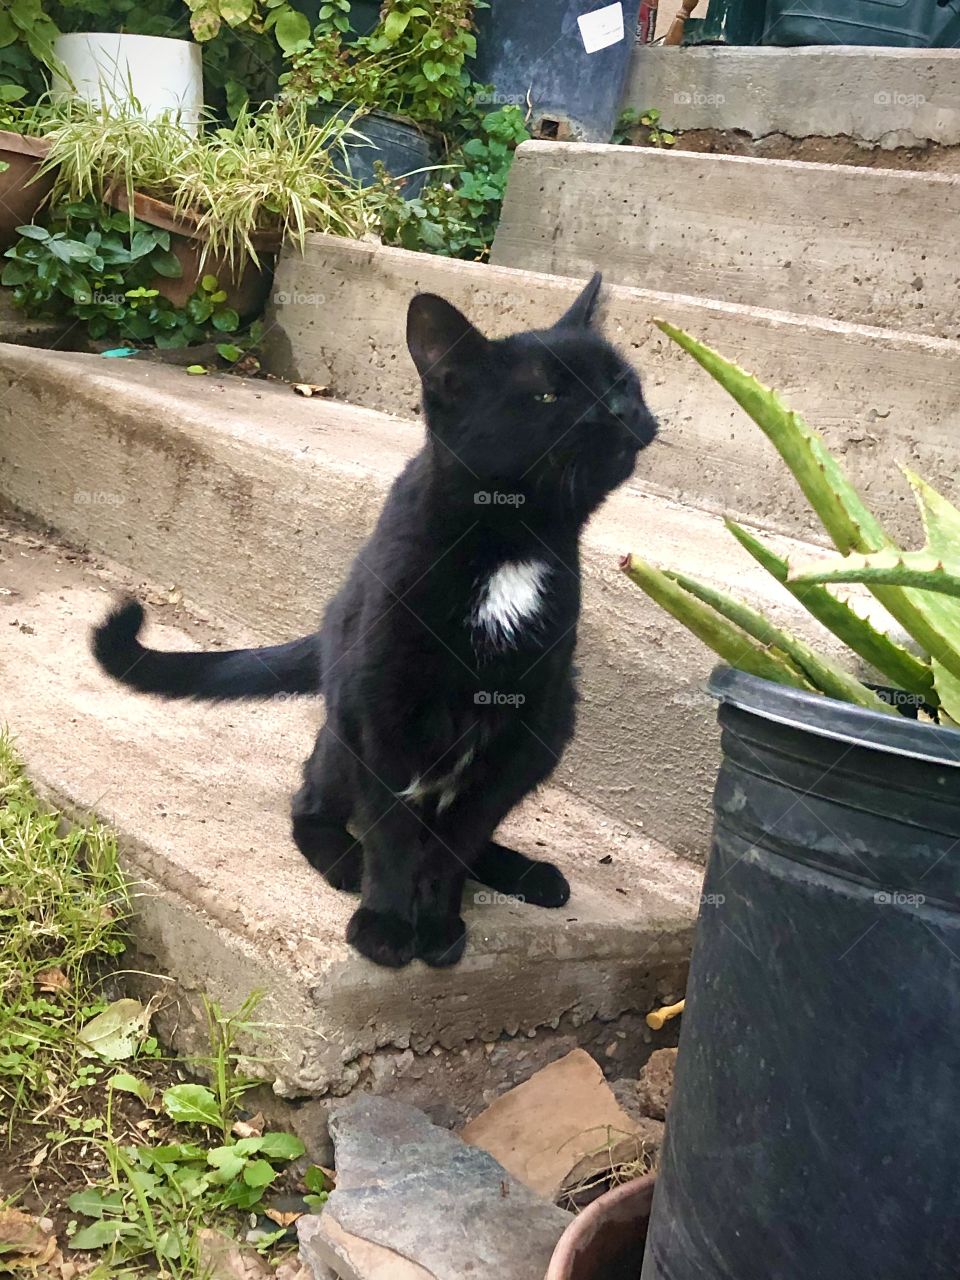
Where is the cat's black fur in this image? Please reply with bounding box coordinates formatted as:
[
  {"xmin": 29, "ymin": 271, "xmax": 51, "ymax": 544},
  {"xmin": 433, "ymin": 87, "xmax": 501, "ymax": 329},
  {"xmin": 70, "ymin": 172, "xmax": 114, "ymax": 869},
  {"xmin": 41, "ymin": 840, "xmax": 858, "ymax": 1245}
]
[{"xmin": 93, "ymin": 274, "xmax": 658, "ymax": 968}]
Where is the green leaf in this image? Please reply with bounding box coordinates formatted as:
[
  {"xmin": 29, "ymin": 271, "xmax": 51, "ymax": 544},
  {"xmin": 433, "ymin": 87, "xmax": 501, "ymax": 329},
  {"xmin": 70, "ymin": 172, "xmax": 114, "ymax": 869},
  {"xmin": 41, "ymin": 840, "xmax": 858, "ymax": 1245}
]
[
  {"xmin": 304, "ymin": 1165, "xmax": 330, "ymax": 1194},
  {"xmin": 186, "ymin": 296, "xmax": 214, "ymax": 323},
  {"xmin": 147, "ymin": 248, "xmax": 183, "ymax": 278},
  {"xmin": 382, "ymin": 8, "xmax": 411, "ymax": 41},
  {"xmin": 67, "ymin": 1187, "xmax": 124, "ymax": 1219},
  {"xmin": 207, "ymin": 1145, "xmax": 247, "ymax": 1181},
  {"xmin": 242, "ymin": 1158, "xmax": 277, "ymax": 1188},
  {"xmin": 274, "ymin": 7, "xmax": 311, "ymax": 52},
  {"xmin": 726, "ymin": 519, "xmax": 935, "ymax": 701},
  {"xmin": 107, "ymin": 1071, "xmax": 154, "ymax": 1105},
  {"xmin": 16, "ymin": 224, "xmax": 49, "ymax": 241},
  {"xmin": 162, "ymin": 1083, "xmax": 220, "ymax": 1125},
  {"xmin": 201, "ymin": 273, "xmax": 220, "ymax": 292},
  {"xmin": 190, "ymin": 3, "xmax": 222, "ymax": 40},
  {"xmin": 221, "ymin": 0, "xmax": 255, "ymax": 24},
  {"xmin": 212, "ymin": 307, "xmax": 240, "ymax": 332},
  {"xmin": 78, "ymin": 999, "xmax": 150, "ymax": 1061},
  {"xmin": 70, "ymin": 1220, "xmax": 135, "ymax": 1250},
  {"xmin": 621, "ymin": 554, "xmax": 814, "ymax": 691},
  {"xmin": 1, "ymin": 259, "xmax": 34, "ymax": 285},
  {"xmin": 256, "ymin": 1131, "xmax": 306, "ymax": 1160},
  {"xmin": 216, "ymin": 342, "xmax": 243, "ymax": 362}
]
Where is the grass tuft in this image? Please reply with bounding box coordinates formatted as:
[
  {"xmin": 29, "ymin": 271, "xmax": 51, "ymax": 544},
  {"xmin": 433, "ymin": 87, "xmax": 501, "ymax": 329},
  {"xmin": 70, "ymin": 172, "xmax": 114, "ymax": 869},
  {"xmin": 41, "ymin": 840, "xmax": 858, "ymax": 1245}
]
[{"xmin": 0, "ymin": 730, "xmax": 129, "ymax": 1134}]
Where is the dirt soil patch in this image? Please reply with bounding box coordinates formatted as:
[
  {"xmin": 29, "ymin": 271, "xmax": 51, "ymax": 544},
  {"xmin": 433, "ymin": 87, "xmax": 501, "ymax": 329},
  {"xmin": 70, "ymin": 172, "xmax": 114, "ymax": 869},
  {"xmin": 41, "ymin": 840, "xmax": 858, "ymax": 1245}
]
[{"xmin": 629, "ymin": 127, "xmax": 960, "ymax": 172}]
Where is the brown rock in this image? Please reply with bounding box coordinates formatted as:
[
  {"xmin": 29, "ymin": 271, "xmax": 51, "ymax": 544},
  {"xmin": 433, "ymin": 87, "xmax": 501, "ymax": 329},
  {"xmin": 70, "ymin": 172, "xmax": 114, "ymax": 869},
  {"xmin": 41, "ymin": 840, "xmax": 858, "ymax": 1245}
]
[
  {"xmin": 636, "ymin": 1048, "xmax": 678, "ymax": 1121},
  {"xmin": 460, "ymin": 1048, "xmax": 654, "ymax": 1201}
]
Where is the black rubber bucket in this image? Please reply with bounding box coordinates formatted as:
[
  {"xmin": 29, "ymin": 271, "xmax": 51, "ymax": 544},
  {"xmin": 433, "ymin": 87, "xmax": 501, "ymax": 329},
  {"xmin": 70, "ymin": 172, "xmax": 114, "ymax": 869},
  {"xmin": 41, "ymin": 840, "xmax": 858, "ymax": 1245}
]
[
  {"xmin": 474, "ymin": 0, "xmax": 638, "ymax": 142},
  {"xmin": 642, "ymin": 666, "xmax": 960, "ymax": 1280}
]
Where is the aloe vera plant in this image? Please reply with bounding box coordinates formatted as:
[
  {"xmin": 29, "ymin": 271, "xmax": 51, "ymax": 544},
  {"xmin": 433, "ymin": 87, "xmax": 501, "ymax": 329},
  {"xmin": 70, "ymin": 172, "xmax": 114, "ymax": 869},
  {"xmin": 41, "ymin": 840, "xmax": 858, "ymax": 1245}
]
[{"xmin": 623, "ymin": 322, "xmax": 960, "ymax": 727}]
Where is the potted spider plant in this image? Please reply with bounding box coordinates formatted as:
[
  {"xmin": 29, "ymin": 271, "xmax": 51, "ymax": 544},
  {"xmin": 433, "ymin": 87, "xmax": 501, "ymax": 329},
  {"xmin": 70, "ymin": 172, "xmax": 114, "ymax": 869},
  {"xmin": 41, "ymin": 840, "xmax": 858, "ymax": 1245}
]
[
  {"xmin": 624, "ymin": 324, "xmax": 960, "ymax": 1280},
  {"xmin": 279, "ymin": 0, "xmax": 480, "ymax": 198},
  {"xmin": 0, "ymin": 92, "xmax": 55, "ymax": 249},
  {"xmin": 35, "ymin": 100, "xmax": 369, "ymax": 316}
]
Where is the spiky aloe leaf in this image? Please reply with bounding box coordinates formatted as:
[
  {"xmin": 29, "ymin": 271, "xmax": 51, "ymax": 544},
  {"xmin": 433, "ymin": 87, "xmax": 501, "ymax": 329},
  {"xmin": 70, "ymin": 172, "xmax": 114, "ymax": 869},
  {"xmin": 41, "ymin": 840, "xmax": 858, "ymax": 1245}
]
[
  {"xmin": 792, "ymin": 547, "xmax": 960, "ymax": 597},
  {"xmin": 792, "ymin": 472, "xmax": 960, "ymax": 714},
  {"xmin": 933, "ymin": 661, "xmax": 960, "ymax": 726},
  {"xmin": 725, "ymin": 519, "xmax": 935, "ymax": 701},
  {"xmin": 908, "ymin": 472, "xmax": 960, "ymax": 721},
  {"xmin": 655, "ymin": 320, "xmax": 960, "ymax": 684},
  {"xmin": 666, "ymin": 570, "xmax": 894, "ymax": 714},
  {"xmin": 621, "ymin": 555, "xmax": 813, "ymax": 691},
  {"xmin": 655, "ymin": 319, "xmax": 886, "ymax": 552}
]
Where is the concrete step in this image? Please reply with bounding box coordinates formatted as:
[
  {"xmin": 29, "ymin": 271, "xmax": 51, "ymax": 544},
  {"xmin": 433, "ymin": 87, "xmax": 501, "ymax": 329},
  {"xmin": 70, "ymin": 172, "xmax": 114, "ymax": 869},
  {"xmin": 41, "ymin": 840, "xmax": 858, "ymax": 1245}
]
[
  {"xmin": 0, "ymin": 345, "xmax": 854, "ymax": 860},
  {"xmin": 261, "ymin": 234, "xmax": 960, "ymax": 546},
  {"xmin": 0, "ymin": 515, "xmax": 701, "ymax": 1106},
  {"xmin": 624, "ymin": 46, "xmax": 960, "ymax": 149},
  {"xmin": 491, "ymin": 141, "xmax": 960, "ymax": 338}
]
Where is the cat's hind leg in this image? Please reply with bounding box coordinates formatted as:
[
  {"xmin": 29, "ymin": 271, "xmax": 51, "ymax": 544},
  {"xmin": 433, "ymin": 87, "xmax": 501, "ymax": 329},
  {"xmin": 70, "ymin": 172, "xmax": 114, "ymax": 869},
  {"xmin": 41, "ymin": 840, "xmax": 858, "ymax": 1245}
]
[
  {"xmin": 470, "ymin": 840, "xmax": 570, "ymax": 909},
  {"xmin": 291, "ymin": 726, "xmax": 362, "ymax": 893}
]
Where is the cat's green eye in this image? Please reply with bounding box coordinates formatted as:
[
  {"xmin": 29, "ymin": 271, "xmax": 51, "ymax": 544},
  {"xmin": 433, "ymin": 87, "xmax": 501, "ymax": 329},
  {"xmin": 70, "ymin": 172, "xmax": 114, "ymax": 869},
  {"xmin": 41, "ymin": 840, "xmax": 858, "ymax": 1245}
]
[{"xmin": 534, "ymin": 391, "xmax": 558, "ymax": 404}]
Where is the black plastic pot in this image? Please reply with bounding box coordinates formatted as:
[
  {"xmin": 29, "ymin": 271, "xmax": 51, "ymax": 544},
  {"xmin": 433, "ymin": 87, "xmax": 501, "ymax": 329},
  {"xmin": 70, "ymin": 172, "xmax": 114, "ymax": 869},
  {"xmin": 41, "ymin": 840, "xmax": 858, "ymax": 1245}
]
[
  {"xmin": 474, "ymin": 0, "xmax": 638, "ymax": 142},
  {"xmin": 642, "ymin": 667, "xmax": 960, "ymax": 1280},
  {"xmin": 325, "ymin": 108, "xmax": 433, "ymax": 199}
]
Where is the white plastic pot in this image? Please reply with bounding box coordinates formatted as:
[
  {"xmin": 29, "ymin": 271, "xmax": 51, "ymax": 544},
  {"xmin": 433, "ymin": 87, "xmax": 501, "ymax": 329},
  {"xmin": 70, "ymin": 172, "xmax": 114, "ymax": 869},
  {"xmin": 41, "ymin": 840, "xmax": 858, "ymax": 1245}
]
[{"xmin": 52, "ymin": 33, "xmax": 203, "ymax": 132}]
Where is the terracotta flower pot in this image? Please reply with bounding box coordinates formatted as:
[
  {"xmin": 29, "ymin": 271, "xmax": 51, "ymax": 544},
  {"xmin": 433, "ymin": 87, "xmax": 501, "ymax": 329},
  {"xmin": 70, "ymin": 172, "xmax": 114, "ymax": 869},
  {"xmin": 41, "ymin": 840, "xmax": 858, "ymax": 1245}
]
[
  {"xmin": 105, "ymin": 186, "xmax": 280, "ymax": 319},
  {"xmin": 546, "ymin": 1175, "xmax": 656, "ymax": 1280},
  {"xmin": 0, "ymin": 131, "xmax": 55, "ymax": 249}
]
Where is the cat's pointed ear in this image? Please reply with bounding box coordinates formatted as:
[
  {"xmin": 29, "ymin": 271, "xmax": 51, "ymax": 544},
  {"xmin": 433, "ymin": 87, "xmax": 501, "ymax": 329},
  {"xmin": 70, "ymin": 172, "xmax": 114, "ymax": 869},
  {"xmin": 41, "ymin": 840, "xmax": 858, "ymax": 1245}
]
[
  {"xmin": 407, "ymin": 293, "xmax": 490, "ymax": 382},
  {"xmin": 555, "ymin": 271, "xmax": 602, "ymax": 329}
]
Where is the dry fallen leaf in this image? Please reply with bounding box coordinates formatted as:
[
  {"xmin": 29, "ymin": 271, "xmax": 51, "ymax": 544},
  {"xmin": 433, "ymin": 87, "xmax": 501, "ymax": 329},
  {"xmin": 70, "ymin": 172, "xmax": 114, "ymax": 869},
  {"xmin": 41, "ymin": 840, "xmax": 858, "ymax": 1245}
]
[
  {"xmin": 231, "ymin": 1112, "xmax": 265, "ymax": 1140},
  {"xmin": 36, "ymin": 967, "xmax": 70, "ymax": 995},
  {"xmin": 292, "ymin": 382, "xmax": 330, "ymax": 398},
  {"xmin": 263, "ymin": 1208, "xmax": 302, "ymax": 1228},
  {"xmin": 0, "ymin": 1207, "xmax": 58, "ymax": 1271}
]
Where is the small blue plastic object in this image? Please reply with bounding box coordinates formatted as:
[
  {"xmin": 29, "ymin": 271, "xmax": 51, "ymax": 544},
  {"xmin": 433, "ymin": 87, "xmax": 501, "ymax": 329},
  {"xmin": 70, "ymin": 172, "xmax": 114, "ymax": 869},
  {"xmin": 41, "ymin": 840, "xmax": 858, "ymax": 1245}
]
[{"xmin": 100, "ymin": 347, "xmax": 139, "ymax": 358}]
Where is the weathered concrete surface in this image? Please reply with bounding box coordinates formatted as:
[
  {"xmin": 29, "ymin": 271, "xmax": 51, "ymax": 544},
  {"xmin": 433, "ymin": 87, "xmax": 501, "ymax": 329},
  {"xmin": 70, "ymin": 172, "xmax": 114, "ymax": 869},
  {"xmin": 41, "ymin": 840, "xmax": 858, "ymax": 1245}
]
[
  {"xmin": 625, "ymin": 46, "xmax": 960, "ymax": 148},
  {"xmin": 298, "ymin": 1098, "xmax": 570, "ymax": 1280},
  {"xmin": 0, "ymin": 518, "xmax": 701, "ymax": 1099},
  {"xmin": 261, "ymin": 236, "xmax": 960, "ymax": 544},
  {"xmin": 0, "ymin": 347, "xmax": 873, "ymax": 856},
  {"xmin": 492, "ymin": 141, "xmax": 960, "ymax": 338}
]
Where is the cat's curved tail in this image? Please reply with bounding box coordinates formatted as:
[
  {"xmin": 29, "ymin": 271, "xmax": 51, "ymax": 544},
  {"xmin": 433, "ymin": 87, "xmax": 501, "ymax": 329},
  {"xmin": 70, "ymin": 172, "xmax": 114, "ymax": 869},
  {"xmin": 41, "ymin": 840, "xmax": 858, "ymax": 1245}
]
[{"xmin": 92, "ymin": 598, "xmax": 322, "ymax": 701}]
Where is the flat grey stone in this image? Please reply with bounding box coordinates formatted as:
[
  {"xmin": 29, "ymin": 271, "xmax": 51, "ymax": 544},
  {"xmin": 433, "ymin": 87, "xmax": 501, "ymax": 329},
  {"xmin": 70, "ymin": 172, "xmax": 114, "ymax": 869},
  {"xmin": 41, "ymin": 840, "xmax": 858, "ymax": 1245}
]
[{"xmin": 299, "ymin": 1098, "xmax": 571, "ymax": 1280}]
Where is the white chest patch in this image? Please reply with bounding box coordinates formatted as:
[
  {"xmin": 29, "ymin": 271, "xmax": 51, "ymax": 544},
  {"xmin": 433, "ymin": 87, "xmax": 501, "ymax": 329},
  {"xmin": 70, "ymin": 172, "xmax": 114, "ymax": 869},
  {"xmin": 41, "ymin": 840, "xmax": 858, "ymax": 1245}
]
[{"xmin": 471, "ymin": 559, "xmax": 550, "ymax": 648}]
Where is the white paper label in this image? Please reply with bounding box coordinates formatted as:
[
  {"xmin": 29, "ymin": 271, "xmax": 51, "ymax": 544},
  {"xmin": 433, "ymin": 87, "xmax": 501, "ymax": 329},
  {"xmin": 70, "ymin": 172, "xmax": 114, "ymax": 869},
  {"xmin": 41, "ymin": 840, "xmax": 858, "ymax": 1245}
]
[{"xmin": 578, "ymin": 2, "xmax": 625, "ymax": 54}]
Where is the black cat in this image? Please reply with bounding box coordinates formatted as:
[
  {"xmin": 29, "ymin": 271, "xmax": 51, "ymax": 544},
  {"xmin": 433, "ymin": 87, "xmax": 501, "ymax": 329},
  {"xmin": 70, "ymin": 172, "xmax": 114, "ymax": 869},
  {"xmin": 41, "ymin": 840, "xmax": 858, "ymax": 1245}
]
[{"xmin": 93, "ymin": 273, "xmax": 658, "ymax": 968}]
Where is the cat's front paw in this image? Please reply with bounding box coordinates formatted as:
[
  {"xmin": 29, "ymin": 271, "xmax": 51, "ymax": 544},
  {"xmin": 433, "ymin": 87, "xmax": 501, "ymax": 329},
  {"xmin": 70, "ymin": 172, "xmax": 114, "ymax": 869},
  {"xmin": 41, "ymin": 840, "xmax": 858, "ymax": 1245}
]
[
  {"xmin": 416, "ymin": 914, "xmax": 467, "ymax": 968},
  {"xmin": 518, "ymin": 860, "xmax": 570, "ymax": 908},
  {"xmin": 347, "ymin": 907, "xmax": 415, "ymax": 968},
  {"xmin": 324, "ymin": 849, "xmax": 363, "ymax": 894}
]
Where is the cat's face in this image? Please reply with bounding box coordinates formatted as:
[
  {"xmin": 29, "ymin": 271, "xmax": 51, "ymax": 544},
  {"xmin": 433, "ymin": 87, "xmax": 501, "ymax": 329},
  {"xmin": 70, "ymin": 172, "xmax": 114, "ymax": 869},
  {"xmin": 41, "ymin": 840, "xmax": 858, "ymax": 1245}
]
[{"xmin": 407, "ymin": 274, "xmax": 658, "ymax": 520}]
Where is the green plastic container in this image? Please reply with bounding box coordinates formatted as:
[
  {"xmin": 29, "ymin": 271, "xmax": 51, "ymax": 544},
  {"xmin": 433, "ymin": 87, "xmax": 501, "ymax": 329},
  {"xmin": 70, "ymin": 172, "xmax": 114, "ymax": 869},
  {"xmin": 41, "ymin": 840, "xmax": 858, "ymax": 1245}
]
[{"xmin": 763, "ymin": 0, "xmax": 960, "ymax": 46}]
